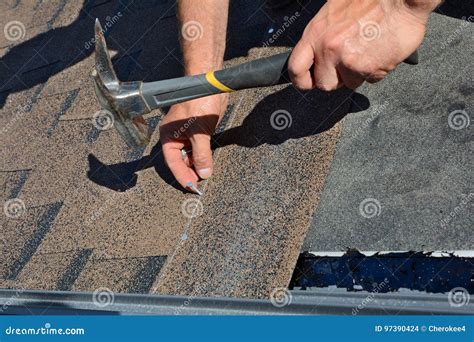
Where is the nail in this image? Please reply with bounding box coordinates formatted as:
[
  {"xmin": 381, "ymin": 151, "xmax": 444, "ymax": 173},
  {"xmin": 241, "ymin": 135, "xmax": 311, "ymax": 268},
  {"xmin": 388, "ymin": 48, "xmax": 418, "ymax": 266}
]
[
  {"xmin": 197, "ymin": 168, "xmax": 212, "ymax": 179},
  {"xmin": 186, "ymin": 181, "xmax": 203, "ymax": 196}
]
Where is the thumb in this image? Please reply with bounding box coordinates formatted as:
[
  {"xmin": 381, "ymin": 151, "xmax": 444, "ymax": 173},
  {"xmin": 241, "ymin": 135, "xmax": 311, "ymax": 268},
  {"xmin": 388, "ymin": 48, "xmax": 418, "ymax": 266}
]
[{"xmin": 189, "ymin": 134, "xmax": 213, "ymax": 179}]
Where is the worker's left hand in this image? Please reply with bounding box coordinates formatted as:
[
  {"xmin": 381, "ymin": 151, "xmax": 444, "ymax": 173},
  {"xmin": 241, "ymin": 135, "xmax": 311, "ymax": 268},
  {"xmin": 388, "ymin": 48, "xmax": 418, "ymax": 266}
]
[
  {"xmin": 288, "ymin": 0, "xmax": 433, "ymax": 91},
  {"xmin": 159, "ymin": 93, "xmax": 229, "ymax": 192}
]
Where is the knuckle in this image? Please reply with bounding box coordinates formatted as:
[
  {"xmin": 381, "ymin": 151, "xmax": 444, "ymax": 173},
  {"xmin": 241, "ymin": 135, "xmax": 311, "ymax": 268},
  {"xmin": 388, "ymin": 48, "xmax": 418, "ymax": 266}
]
[
  {"xmin": 342, "ymin": 55, "xmax": 380, "ymax": 76},
  {"xmin": 341, "ymin": 54, "xmax": 360, "ymax": 72},
  {"xmin": 192, "ymin": 153, "xmax": 211, "ymax": 166},
  {"xmin": 359, "ymin": 64, "xmax": 379, "ymax": 78},
  {"xmin": 322, "ymin": 35, "xmax": 341, "ymax": 55},
  {"xmin": 288, "ymin": 62, "xmax": 301, "ymax": 79},
  {"xmin": 365, "ymin": 65, "xmax": 380, "ymax": 76}
]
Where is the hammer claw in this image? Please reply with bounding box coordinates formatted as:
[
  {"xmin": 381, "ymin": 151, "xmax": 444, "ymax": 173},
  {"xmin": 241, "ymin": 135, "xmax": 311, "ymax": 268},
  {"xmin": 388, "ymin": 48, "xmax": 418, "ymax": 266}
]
[{"xmin": 91, "ymin": 19, "xmax": 151, "ymax": 148}]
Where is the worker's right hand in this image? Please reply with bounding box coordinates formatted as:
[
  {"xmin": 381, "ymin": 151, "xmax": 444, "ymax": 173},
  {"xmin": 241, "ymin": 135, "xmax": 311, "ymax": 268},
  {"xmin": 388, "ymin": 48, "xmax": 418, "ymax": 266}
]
[
  {"xmin": 288, "ymin": 0, "xmax": 437, "ymax": 91},
  {"xmin": 159, "ymin": 93, "xmax": 229, "ymax": 193}
]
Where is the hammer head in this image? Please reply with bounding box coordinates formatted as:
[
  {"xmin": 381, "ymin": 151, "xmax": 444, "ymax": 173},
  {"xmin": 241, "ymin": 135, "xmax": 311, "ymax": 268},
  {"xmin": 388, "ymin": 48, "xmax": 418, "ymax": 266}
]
[{"xmin": 91, "ymin": 19, "xmax": 151, "ymax": 147}]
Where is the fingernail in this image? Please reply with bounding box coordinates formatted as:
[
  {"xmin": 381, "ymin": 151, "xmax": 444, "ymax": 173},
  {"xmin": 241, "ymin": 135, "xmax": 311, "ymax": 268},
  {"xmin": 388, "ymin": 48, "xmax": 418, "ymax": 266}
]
[
  {"xmin": 186, "ymin": 181, "xmax": 203, "ymax": 196},
  {"xmin": 197, "ymin": 168, "xmax": 212, "ymax": 179}
]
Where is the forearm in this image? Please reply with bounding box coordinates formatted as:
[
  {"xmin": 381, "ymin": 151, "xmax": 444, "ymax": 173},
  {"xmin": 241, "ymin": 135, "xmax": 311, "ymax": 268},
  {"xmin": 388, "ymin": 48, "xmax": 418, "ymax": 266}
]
[{"xmin": 178, "ymin": 0, "xmax": 229, "ymax": 75}]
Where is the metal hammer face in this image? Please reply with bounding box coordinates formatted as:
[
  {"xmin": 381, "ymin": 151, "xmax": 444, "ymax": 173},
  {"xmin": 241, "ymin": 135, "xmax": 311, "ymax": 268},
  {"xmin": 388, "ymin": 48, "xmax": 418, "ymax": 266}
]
[{"xmin": 91, "ymin": 19, "xmax": 151, "ymax": 147}]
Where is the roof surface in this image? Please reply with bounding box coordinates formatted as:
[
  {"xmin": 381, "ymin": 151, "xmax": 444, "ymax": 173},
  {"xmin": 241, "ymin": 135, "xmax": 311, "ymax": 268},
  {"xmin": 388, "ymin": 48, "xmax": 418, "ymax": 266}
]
[
  {"xmin": 304, "ymin": 7, "xmax": 473, "ymax": 251},
  {"xmin": 1, "ymin": 0, "xmax": 472, "ymax": 299}
]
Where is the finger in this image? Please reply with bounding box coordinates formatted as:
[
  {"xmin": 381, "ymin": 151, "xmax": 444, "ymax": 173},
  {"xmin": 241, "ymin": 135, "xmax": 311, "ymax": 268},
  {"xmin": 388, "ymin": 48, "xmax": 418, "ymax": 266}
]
[
  {"xmin": 348, "ymin": 54, "xmax": 389, "ymax": 84},
  {"xmin": 365, "ymin": 72, "xmax": 387, "ymax": 84},
  {"xmin": 314, "ymin": 62, "xmax": 342, "ymax": 91},
  {"xmin": 336, "ymin": 63, "xmax": 366, "ymax": 90},
  {"xmin": 162, "ymin": 139, "xmax": 199, "ymax": 190},
  {"xmin": 313, "ymin": 43, "xmax": 342, "ymax": 91},
  {"xmin": 288, "ymin": 41, "xmax": 315, "ymax": 90},
  {"xmin": 189, "ymin": 134, "xmax": 213, "ymax": 179}
]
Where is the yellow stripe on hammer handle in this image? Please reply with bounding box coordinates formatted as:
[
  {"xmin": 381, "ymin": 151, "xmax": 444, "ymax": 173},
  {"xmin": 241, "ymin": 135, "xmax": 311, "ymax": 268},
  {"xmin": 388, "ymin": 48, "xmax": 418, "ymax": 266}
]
[{"xmin": 205, "ymin": 72, "xmax": 234, "ymax": 93}]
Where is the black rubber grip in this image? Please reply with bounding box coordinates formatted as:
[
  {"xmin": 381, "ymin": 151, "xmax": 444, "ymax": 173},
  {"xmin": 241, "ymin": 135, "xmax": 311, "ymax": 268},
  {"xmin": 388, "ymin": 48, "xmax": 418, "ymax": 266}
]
[
  {"xmin": 213, "ymin": 51, "xmax": 291, "ymax": 91},
  {"xmin": 212, "ymin": 49, "xmax": 419, "ymax": 90}
]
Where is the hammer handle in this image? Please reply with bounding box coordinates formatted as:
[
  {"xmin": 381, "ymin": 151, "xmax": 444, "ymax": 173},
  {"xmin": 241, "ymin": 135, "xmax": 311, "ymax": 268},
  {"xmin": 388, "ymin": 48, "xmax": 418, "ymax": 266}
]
[
  {"xmin": 141, "ymin": 52, "xmax": 291, "ymax": 109},
  {"xmin": 211, "ymin": 49, "xmax": 419, "ymax": 91},
  {"xmin": 141, "ymin": 50, "xmax": 418, "ymax": 110}
]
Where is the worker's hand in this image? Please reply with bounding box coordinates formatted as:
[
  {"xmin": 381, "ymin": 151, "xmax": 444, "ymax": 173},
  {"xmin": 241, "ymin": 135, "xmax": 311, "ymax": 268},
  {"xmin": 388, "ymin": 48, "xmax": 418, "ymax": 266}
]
[
  {"xmin": 159, "ymin": 93, "xmax": 228, "ymax": 192},
  {"xmin": 289, "ymin": 0, "xmax": 437, "ymax": 91}
]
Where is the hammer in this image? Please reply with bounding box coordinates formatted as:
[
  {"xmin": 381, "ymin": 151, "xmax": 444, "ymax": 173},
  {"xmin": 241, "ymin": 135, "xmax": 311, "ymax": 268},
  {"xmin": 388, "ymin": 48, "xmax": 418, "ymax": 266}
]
[{"xmin": 91, "ymin": 19, "xmax": 418, "ymax": 148}]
